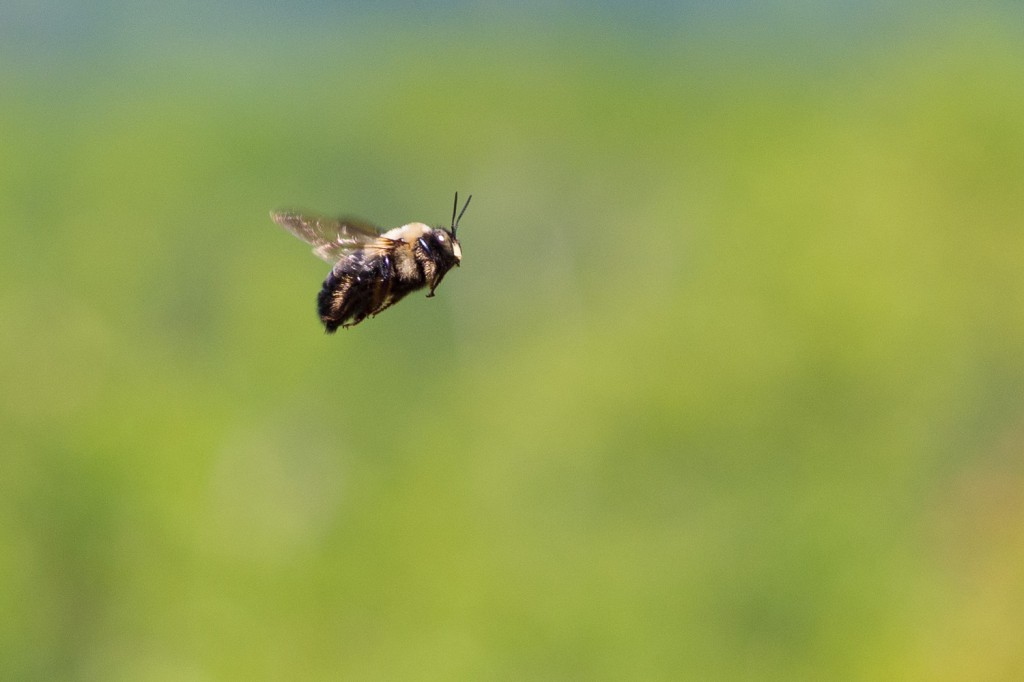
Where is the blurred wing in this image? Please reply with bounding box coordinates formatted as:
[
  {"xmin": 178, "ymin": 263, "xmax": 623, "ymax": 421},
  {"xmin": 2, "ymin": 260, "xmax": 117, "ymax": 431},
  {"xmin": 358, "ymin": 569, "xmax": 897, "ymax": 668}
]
[{"xmin": 271, "ymin": 210, "xmax": 381, "ymax": 263}]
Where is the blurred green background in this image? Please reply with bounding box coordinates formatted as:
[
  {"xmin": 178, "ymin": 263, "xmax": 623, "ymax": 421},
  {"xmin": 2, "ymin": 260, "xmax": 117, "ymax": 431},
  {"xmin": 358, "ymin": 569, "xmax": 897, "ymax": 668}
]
[{"xmin": 3, "ymin": 2, "xmax": 1024, "ymax": 679}]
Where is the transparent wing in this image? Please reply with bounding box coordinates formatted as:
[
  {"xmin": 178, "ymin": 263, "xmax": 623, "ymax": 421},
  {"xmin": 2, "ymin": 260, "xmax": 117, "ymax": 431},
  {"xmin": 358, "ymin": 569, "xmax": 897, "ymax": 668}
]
[{"xmin": 271, "ymin": 210, "xmax": 382, "ymax": 263}]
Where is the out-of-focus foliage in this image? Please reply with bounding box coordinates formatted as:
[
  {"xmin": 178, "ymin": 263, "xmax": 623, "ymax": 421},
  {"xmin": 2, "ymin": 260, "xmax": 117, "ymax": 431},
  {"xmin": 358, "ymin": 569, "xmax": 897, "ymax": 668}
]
[{"xmin": 2, "ymin": 3, "xmax": 1024, "ymax": 679}]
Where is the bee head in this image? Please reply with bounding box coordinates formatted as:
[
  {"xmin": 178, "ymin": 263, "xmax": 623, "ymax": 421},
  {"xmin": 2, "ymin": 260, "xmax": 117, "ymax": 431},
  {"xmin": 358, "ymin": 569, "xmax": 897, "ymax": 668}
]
[{"xmin": 431, "ymin": 228, "xmax": 462, "ymax": 266}]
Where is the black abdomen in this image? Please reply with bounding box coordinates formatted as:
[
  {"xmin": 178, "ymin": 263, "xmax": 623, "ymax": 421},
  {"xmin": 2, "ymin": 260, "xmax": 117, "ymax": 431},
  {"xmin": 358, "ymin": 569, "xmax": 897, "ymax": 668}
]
[{"xmin": 317, "ymin": 251, "xmax": 425, "ymax": 332}]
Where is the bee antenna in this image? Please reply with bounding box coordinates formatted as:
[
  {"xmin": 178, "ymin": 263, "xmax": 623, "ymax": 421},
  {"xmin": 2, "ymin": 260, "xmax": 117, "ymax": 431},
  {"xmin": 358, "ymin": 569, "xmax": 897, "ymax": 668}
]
[{"xmin": 451, "ymin": 192, "xmax": 472, "ymax": 237}]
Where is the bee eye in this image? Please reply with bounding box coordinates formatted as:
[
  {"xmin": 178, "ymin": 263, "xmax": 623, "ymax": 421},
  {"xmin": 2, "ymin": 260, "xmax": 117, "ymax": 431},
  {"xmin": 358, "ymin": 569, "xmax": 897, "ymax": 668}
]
[{"xmin": 437, "ymin": 234, "xmax": 446, "ymax": 242}]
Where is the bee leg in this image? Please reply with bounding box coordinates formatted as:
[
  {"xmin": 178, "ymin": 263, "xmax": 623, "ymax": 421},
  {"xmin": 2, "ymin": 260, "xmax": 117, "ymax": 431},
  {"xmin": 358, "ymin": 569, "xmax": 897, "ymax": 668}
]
[{"xmin": 426, "ymin": 277, "xmax": 445, "ymax": 298}]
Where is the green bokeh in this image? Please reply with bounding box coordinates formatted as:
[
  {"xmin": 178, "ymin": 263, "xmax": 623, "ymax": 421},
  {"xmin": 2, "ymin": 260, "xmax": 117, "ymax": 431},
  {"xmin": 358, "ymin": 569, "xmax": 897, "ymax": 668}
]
[{"xmin": 3, "ymin": 5, "xmax": 1024, "ymax": 680}]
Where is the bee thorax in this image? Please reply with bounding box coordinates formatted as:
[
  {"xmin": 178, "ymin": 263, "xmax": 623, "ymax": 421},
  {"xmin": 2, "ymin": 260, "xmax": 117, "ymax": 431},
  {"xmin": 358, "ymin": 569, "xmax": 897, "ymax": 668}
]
[
  {"xmin": 381, "ymin": 222, "xmax": 432, "ymax": 242},
  {"xmin": 392, "ymin": 245, "xmax": 420, "ymax": 281}
]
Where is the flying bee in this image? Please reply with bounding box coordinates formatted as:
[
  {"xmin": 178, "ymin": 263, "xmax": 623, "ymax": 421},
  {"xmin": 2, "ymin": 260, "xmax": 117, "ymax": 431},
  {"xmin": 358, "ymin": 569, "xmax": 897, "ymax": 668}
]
[{"xmin": 272, "ymin": 193, "xmax": 470, "ymax": 332}]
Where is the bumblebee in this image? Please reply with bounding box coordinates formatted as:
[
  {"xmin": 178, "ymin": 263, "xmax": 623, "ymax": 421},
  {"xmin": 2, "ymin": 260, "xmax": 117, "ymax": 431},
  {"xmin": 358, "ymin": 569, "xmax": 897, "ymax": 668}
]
[{"xmin": 272, "ymin": 193, "xmax": 470, "ymax": 331}]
